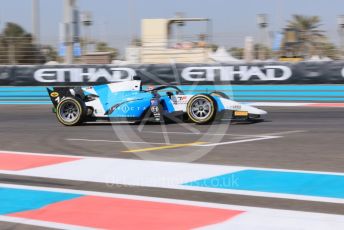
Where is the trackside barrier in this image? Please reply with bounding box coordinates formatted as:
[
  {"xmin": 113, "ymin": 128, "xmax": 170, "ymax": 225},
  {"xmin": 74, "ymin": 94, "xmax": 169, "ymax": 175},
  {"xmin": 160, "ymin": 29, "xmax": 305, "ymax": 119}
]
[
  {"xmin": 1, "ymin": 62, "xmax": 344, "ymax": 104},
  {"xmin": 1, "ymin": 62, "xmax": 344, "ymax": 86}
]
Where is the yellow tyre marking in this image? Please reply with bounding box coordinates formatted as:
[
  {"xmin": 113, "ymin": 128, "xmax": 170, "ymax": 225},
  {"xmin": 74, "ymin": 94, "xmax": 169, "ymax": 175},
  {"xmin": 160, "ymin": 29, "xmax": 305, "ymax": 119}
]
[
  {"xmin": 187, "ymin": 95, "xmax": 215, "ymax": 123},
  {"xmin": 123, "ymin": 142, "xmax": 206, "ymax": 153}
]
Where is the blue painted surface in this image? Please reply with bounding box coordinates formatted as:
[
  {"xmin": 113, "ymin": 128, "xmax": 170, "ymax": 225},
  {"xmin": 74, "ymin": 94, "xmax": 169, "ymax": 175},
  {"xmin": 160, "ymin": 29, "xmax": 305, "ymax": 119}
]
[
  {"xmin": 0, "ymin": 102, "xmax": 51, "ymax": 105},
  {"xmin": 213, "ymin": 96, "xmax": 225, "ymax": 111},
  {"xmin": 0, "ymin": 92, "xmax": 48, "ymax": 97},
  {"xmin": 109, "ymin": 99, "xmax": 151, "ymax": 118},
  {"xmin": 0, "ymin": 187, "xmax": 82, "ymax": 215},
  {"xmin": 0, "ymin": 87, "xmax": 47, "ymax": 92},
  {"xmin": 1, "ymin": 85, "xmax": 344, "ymax": 104},
  {"xmin": 1, "ymin": 85, "xmax": 344, "ymax": 91},
  {"xmin": 92, "ymin": 85, "xmax": 153, "ymax": 117},
  {"xmin": 184, "ymin": 169, "xmax": 344, "ymax": 199},
  {"xmin": 181, "ymin": 85, "xmax": 344, "ymax": 91},
  {"xmin": 161, "ymin": 96, "xmax": 176, "ymax": 113}
]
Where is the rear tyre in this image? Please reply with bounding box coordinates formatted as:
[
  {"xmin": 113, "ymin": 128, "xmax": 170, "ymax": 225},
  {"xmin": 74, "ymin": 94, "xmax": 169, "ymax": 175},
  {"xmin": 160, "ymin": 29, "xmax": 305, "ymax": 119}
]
[
  {"xmin": 187, "ymin": 94, "xmax": 216, "ymax": 124},
  {"xmin": 56, "ymin": 97, "xmax": 86, "ymax": 126}
]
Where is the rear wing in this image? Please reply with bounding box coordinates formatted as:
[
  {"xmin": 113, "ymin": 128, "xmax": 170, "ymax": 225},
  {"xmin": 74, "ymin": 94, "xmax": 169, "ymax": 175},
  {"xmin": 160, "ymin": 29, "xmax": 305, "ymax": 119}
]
[{"xmin": 47, "ymin": 87, "xmax": 84, "ymax": 108}]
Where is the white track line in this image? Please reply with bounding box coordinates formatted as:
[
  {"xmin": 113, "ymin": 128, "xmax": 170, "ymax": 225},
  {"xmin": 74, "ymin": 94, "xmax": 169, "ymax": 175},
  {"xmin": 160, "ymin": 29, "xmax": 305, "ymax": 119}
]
[
  {"xmin": 141, "ymin": 131, "xmax": 277, "ymax": 138},
  {"xmin": 257, "ymin": 130, "xmax": 307, "ymax": 136},
  {"xmin": 246, "ymin": 102, "xmax": 312, "ymax": 107},
  {"xmin": 0, "ymin": 216, "xmax": 93, "ymax": 230},
  {"xmin": 66, "ymin": 138, "xmax": 169, "ymax": 145},
  {"xmin": 198, "ymin": 136, "xmax": 281, "ymax": 147},
  {"xmin": 246, "ymin": 102, "xmax": 344, "ymax": 107},
  {"xmin": 85, "ymin": 121, "xmax": 136, "ymax": 124},
  {"xmin": 67, "ymin": 135, "xmax": 281, "ymax": 147}
]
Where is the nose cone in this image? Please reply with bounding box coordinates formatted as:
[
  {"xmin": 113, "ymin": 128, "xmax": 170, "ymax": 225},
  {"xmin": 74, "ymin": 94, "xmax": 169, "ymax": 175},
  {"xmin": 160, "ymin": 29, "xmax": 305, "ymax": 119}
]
[
  {"xmin": 241, "ymin": 104, "xmax": 267, "ymax": 115},
  {"xmin": 256, "ymin": 108, "xmax": 268, "ymax": 115}
]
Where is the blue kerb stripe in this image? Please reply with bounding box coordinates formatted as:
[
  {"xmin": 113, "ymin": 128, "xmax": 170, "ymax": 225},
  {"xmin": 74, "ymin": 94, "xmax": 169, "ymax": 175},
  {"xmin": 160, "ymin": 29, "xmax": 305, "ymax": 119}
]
[
  {"xmin": 2, "ymin": 85, "xmax": 344, "ymax": 92},
  {"xmin": 0, "ymin": 87, "xmax": 47, "ymax": 91},
  {"xmin": 179, "ymin": 85, "xmax": 344, "ymax": 91},
  {"xmin": 0, "ymin": 187, "xmax": 82, "ymax": 215},
  {"xmin": 0, "ymin": 101, "xmax": 52, "ymax": 105},
  {"xmin": 184, "ymin": 169, "xmax": 344, "ymax": 199},
  {"xmin": 0, "ymin": 92, "xmax": 48, "ymax": 96},
  {"xmin": 1, "ymin": 85, "xmax": 344, "ymax": 104}
]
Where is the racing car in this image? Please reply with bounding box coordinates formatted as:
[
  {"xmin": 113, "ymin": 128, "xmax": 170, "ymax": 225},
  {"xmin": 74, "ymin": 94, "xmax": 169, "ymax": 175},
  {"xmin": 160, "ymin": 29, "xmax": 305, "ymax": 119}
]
[{"xmin": 47, "ymin": 80, "xmax": 267, "ymax": 126}]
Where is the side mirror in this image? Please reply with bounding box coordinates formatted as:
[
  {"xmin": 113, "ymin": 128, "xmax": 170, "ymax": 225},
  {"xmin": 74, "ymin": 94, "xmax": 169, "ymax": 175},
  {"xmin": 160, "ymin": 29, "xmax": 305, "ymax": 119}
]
[
  {"xmin": 133, "ymin": 76, "xmax": 141, "ymax": 81},
  {"xmin": 166, "ymin": 91, "xmax": 173, "ymax": 98}
]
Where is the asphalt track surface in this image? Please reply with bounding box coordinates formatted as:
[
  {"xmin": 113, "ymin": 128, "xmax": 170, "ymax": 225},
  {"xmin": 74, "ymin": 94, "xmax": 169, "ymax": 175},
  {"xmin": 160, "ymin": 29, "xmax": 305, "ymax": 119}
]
[{"xmin": 1, "ymin": 105, "xmax": 344, "ymax": 229}]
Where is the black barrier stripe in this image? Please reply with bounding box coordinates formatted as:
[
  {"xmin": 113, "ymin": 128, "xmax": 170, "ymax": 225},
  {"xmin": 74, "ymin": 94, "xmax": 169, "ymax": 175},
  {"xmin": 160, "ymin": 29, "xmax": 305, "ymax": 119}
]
[{"xmin": 1, "ymin": 63, "xmax": 344, "ymax": 86}]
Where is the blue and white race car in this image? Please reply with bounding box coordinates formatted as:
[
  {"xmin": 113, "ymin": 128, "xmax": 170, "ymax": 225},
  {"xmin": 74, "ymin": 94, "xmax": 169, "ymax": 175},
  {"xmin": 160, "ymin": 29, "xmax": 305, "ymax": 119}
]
[{"xmin": 47, "ymin": 80, "xmax": 267, "ymax": 126}]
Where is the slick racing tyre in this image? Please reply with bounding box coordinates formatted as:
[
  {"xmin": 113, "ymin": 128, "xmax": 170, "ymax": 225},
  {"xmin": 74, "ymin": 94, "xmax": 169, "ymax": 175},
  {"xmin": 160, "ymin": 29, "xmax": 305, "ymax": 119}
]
[
  {"xmin": 56, "ymin": 97, "xmax": 86, "ymax": 126},
  {"xmin": 187, "ymin": 94, "xmax": 216, "ymax": 124}
]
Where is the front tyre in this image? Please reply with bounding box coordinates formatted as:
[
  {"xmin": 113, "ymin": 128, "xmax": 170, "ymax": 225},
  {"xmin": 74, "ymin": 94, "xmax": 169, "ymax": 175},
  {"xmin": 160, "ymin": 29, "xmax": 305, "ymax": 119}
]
[
  {"xmin": 56, "ymin": 97, "xmax": 85, "ymax": 126},
  {"xmin": 187, "ymin": 94, "xmax": 216, "ymax": 124}
]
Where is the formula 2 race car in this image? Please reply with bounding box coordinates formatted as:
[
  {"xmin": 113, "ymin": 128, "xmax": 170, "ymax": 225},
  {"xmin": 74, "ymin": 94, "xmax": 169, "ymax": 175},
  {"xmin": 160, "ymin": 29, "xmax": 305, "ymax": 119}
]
[{"xmin": 47, "ymin": 80, "xmax": 267, "ymax": 126}]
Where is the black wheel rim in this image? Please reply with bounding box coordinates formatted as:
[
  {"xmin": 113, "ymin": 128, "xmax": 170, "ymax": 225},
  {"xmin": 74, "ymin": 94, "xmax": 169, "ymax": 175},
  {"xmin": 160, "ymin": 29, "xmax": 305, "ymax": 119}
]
[
  {"xmin": 59, "ymin": 102, "xmax": 80, "ymax": 123},
  {"xmin": 191, "ymin": 98, "xmax": 212, "ymax": 120}
]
